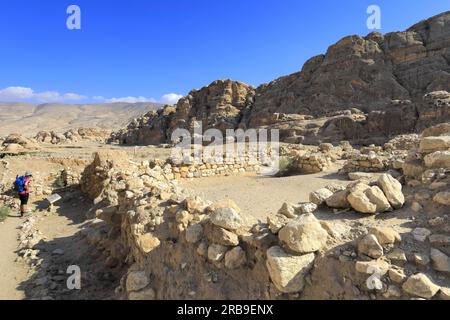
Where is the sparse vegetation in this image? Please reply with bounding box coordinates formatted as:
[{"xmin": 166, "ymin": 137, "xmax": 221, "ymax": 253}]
[
  {"xmin": 275, "ymin": 156, "xmax": 295, "ymax": 177},
  {"xmin": 53, "ymin": 175, "xmax": 66, "ymax": 189},
  {"xmin": 0, "ymin": 206, "xmax": 10, "ymax": 222}
]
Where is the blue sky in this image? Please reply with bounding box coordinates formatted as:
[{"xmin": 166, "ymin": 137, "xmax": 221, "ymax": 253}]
[{"xmin": 0, "ymin": 0, "xmax": 448, "ymax": 104}]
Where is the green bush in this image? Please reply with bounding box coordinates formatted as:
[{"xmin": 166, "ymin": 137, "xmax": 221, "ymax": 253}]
[
  {"xmin": 53, "ymin": 175, "xmax": 66, "ymax": 189},
  {"xmin": 0, "ymin": 206, "xmax": 10, "ymax": 222},
  {"xmin": 275, "ymin": 156, "xmax": 295, "ymax": 177}
]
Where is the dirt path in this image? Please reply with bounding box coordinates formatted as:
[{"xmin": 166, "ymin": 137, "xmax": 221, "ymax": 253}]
[
  {"xmin": 15, "ymin": 188, "xmax": 125, "ymax": 300},
  {"xmin": 0, "ymin": 215, "xmax": 29, "ymax": 300},
  {"xmin": 182, "ymin": 165, "xmax": 349, "ymax": 221}
]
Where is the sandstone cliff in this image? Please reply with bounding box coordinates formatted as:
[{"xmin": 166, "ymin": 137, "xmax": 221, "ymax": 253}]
[{"xmin": 114, "ymin": 11, "xmax": 450, "ymax": 146}]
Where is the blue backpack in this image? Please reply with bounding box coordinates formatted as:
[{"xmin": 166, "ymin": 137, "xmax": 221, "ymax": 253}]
[{"xmin": 14, "ymin": 176, "xmax": 25, "ymax": 193}]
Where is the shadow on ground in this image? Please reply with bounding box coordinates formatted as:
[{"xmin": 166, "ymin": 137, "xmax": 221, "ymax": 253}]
[{"xmin": 17, "ymin": 186, "xmax": 126, "ymax": 300}]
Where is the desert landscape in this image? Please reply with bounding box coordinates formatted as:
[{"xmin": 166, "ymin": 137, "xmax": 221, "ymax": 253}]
[{"xmin": 0, "ymin": 10, "xmax": 449, "ymax": 301}]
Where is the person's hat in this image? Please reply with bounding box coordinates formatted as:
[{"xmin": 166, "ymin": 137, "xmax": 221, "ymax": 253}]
[{"xmin": 25, "ymin": 171, "xmax": 33, "ymax": 177}]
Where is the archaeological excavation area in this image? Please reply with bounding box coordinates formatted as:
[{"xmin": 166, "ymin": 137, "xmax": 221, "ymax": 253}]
[{"xmin": 0, "ymin": 10, "xmax": 449, "ymax": 301}]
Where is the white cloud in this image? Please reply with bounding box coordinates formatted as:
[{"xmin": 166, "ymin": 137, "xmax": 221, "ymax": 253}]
[
  {"xmin": 0, "ymin": 86, "xmax": 86, "ymax": 102},
  {"xmin": 101, "ymin": 96, "xmax": 157, "ymax": 103},
  {"xmin": 0, "ymin": 86, "xmax": 34, "ymax": 100},
  {"xmin": 62, "ymin": 93, "xmax": 87, "ymax": 101},
  {"xmin": 160, "ymin": 93, "xmax": 183, "ymax": 105},
  {"xmin": 0, "ymin": 86, "xmax": 183, "ymax": 105}
]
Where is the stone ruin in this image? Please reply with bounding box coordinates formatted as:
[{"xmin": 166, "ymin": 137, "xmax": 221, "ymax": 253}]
[{"xmin": 71, "ymin": 120, "xmax": 450, "ymax": 300}]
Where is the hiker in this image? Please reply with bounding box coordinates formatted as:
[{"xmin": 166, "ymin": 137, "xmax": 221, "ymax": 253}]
[{"xmin": 14, "ymin": 171, "xmax": 32, "ymax": 217}]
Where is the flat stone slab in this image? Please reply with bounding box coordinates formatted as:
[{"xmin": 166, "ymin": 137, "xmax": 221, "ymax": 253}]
[{"xmin": 47, "ymin": 194, "xmax": 62, "ymax": 205}]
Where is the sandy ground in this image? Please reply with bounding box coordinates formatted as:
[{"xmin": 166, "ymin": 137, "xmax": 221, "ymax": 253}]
[
  {"xmin": 0, "ymin": 215, "xmax": 29, "ymax": 300},
  {"xmin": 181, "ymin": 164, "xmax": 349, "ymax": 221}
]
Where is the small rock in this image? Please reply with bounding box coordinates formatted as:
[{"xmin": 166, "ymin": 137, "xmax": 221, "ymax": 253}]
[
  {"xmin": 126, "ymin": 271, "xmax": 149, "ymax": 292},
  {"xmin": 278, "ymin": 214, "xmax": 328, "ymax": 254},
  {"xmin": 137, "ymin": 233, "xmax": 160, "ymax": 253},
  {"xmin": 358, "ymin": 234, "xmax": 384, "ymax": 259},
  {"xmin": 224, "ymin": 246, "xmax": 247, "ymax": 269},
  {"xmin": 128, "ymin": 287, "xmax": 156, "ymax": 300},
  {"xmin": 411, "ymin": 201, "xmax": 423, "ymax": 212},
  {"xmin": 267, "ymin": 214, "xmax": 289, "ymax": 234},
  {"xmin": 383, "ymin": 285, "xmax": 402, "ymax": 298},
  {"xmin": 439, "ymin": 287, "xmax": 450, "ymax": 300},
  {"xmin": 266, "ymin": 246, "xmax": 315, "ymax": 293},
  {"xmin": 389, "ymin": 267, "xmax": 407, "ymax": 284},
  {"xmin": 347, "ymin": 183, "xmax": 377, "ymax": 214},
  {"xmin": 196, "ymin": 242, "xmax": 208, "ymax": 257},
  {"xmin": 433, "ymin": 192, "xmax": 450, "ymax": 206},
  {"xmin": 52, "ymin": 249, "xmax": 64, "ymax": 255},
  {"xmin": 369, "ymin": 227, "xmax": 401, "ymax": 245},
  {"xmin": 429, "ymin": 234, "xmax": 450, "ymax": 246},
  {"xmin": 377, "ymin": 174, "xmax": 405, "ymax": 209},
  {"xmin": 430, "ymin": 248, "xmax": 450, "ymax": 273},
  {"xmin": 348, "ymin": 172, "xmax": 374, "ymax": 181},
  {"xmin": 355, "ymin": 260, "xmax": 390, "ymax": 275},
  {"xmin": 325, "ymin": 190, "xmax": 351, "ymax": 209},
  {"xmin": 402, "ymin": 273, "xmax": 440, "ymax": 299},
  {"xmin": 412, "ymin": 228, "xmax": 431, "ymax": 242},
  {"xmin": 414, "ymin": 253, "xmax": 430, "ymax": 266},
  {"xmin": 210, "ymin": 207, "xmax": 244, "ymax": 231},
  {"xmin": 207, "ymin": 244, "xmax": 228, "ymax": 262},
  {"xmin": 278, "ymin": 202, "xmax": 298, "ymax": 218},
  {"xmin": 298, "ymin": 203, "xmax": 318, "ymax": 214},
  {"xmin": 365, "ymin": 186, "xmax": 392, "ymax": 212},
  {"xmin": 204, "ymin": 223, "xmax": 239, "ymax": 246},
  {"xmin": 309, "ymin": 188, "xmax": 333, "ymax": 206},
  {"xmin": 185, "ymin": 224, "xmax": 203, "ymax": 244},
  {"xmin": 387, "ymin": 249, "xmax": 407, "ymax": 266}
]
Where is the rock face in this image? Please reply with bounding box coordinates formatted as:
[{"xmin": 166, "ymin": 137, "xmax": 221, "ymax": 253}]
[
  {"xmin": 250, "ymin": 12, "xmax": 450, "ymax": 127},
  {"xmin": 113, "ymin": 12, "xmax": 450, "ymax": 146},
  {"xmin": 278, "ymin": 214, "xmax": 328, "ymax": 254},
  {"xmin": 113, "ymin": 80, "xmax": 255, "ymax": 145},
  {"xmin": 266, "ymin": 246, "xmax": 315, "ymax": 293}
]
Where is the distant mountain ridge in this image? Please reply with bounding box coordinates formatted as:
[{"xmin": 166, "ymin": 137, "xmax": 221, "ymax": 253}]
[{"xmin": 0, "ymin": 102, "xmax": 162, "ymax": 136}]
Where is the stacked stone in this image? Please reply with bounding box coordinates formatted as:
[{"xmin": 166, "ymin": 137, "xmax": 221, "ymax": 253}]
[
  {"xmin": 341, "ymin": 150, "xmax": 391, "ymax": 173},
  {"xmin": 295, "ymin": 152, "xmax": 333, "ymax": 174},
  {"xmin": 61, "ymin": 168, "xmax": 81, "ymax": 186},
  {"xmin": 402, "ymin": 124, "xmax": 450, "ymax": 183}
]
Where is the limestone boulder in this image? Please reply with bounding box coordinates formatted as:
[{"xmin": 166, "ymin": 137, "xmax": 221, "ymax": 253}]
[
  {"xmin": 365, "ymin": 186, "xmax": 392, "ymax": 212},
  {"xmin": 309, "ymin": 188, "xmax": 334, "ymax": 205},
  {"xmin": 210, "ymin": 207, "xmax": 244, "ymax": 231},
  {"xmin": 278, "ymin": 214, "xmax": 328, "ymax": 254},
  {"xmin": 368, "ymin": 227, "xmax": 401, "ymax": 245},
  {"xmin": 433, "ymin": 192, "xmax": 450, "ymax": 206},
  {"xmin": 402, "ymin": 273, "xmax": 440, "ymax": 299},
  {"xmin": 419, "ymin": 136, "xmax": 450, "ymax": 154},
  {"xmin": 358, "ymin": 234, "xmax": 384, "ymax": 259},
  {"xmin": 424, "ymin": 151, "xmax": 450, "ymax": 168},
  {"xmin": 266, "ymin": 246, "xmax": 315, "ymax": 293},
  {"xmin": 224, "ymin": 246, "xmax": 247, "ymax": 269},
  {"xmin": 126, "ymin": 271, "xmax": 149, "ymax": 292},
  {"xmin": 377, "ymin": 174, "xmax": 405, "ymax": 209},
  {"xmin": 347, "ymin": 183, "xmax": 377, "ymax": 214},
  {"xmin": 430, "ymin": 249, "xmax": 450, "ymax": 273},
  {"xmin": 325, "ymin": 190, "xmax": 351, "ymax": 209}
]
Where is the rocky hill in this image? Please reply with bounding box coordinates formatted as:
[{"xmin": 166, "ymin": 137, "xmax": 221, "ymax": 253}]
[
  {"xmin": 0, "ymin": 102, "xmax": 162, "ymax": 137},
  {"xmin": 114, "ymin": 11, "xmax": 450, "ymax": 146}
]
